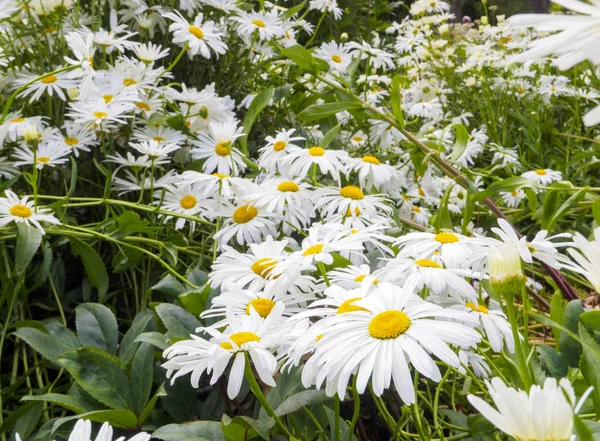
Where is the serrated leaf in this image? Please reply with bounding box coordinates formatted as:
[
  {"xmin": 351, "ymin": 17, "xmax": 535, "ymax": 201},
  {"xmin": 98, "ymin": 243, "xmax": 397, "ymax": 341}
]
[
  {"xmin": 474, "ymin": 177, "xmax": 537, "ymax": 202},
  {"xmin": 130, "ymin": 343, "xmax": 154, "ymax": 414},
  {"xmin": 58, "ymin": 348, "xmax": 134, "ymax": 411},
  {"xmin": 75, "ymin": 303, "xmax": 118, "ymax": 355},
  {"xmin": 15, "ymin": 223, "xmax": 43, "ymax": 274},
  {"xmin": 22, "ymin": 393, "xmax": 97, "ymax": 413},
  {"xmin": 558, "ymin": 300, "xmax": 584, "ymax": 367},
  {"xmin": 15, "ymin": 325, "xmax": 81, "ymax": 362},
  {"xmin": 579, "ymin": 324, "xmax": 600, "ymax": 418},
  {"xmin": 280, "ymin": 45, "xmax": 317, "ymax": 71},
  {"xmin": 274, "ymin": 390, "xmax": 329, "ymax": 417},
  {"xmin": 134, "ymin": 331, "xmax": 169, "ymax": 350},
  {"xmin": 118, "ymin": 309, "xmax": 154, "ymax": 365},
  {"xmin": 537, "ymin": 345, "xmax": 568, "ymax": 378},
  {"xmin": 155, "ymin": 303, "xmax": 201, "ymax": 339}
]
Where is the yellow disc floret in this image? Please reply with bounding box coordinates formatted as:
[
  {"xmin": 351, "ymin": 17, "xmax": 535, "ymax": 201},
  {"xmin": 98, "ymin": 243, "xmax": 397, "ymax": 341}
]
[
  {"xmin": 277, "ymin": 181, "xmax": 299, "ymax": 192},
  {"xmin": 180, "ymin": 195, "xmax": 197, "ymax": 209},
  {"xmin": 340, "ymin": 185, "xmax": 364, "ymax": 200},
  {"xmin": 368, "ymin": 310, "xmax": 411, "ymax": 339},
  {"xmin": 245, "ymin": 298, "xmax": 276, "ymax": 318},
  {"xmin": 233, "ymin": 205, "xmax": 258, "ymax": 224},
  {"xmin": 251, "ymin": 258, "xmax": 277, "ymax": 278},
  {"xmin": 337, "ymin": 297, "xmax": 370, "ymax": 314},
  {"xmin": 414, "ymin": 259, "xmax": 441, "ymax": 268},
  {"xmin": 9, "ymin": 204, "xmax": 32, "ymax": 218},
  {"xmin": 434, "ymin": 232, "xmax": 459, "ymax": 244}
]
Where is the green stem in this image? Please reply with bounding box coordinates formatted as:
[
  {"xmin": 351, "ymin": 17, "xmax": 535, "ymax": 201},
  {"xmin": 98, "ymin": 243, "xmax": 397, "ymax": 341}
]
[
  {"xmin": 349, "ymin": 376, "xmax": 360, "ymax": 440},
  {"xmin": 504, "ymin": 293, "xmax": 532, "ymax": 390},
  {"xmin": 334, "ymin": 395, "xmax": 340, "ymax": 441},
  {"xmin": 244, "ymin": 355, "xmax": 292, "ymax": 440}
]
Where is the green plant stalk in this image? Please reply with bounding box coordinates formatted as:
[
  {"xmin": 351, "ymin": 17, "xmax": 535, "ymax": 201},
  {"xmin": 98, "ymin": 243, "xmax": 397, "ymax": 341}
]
[
  {"xmin": 504, "ymin": 293, "xmax": 532, "ymax": 390},
  {"xmin": 349, "ymin": 376, "xmax": 360, "ymax": 441},
  {"xmin": 334, "ymin": 395, "xmax": 341, "ymax": 441},
  {"xmin": 302, "ymin": 406, "xmax": 330, "ymax": 441},
  {"xmin": 243, "ymin": 355, "xmax": 292, "ymax": 440}
]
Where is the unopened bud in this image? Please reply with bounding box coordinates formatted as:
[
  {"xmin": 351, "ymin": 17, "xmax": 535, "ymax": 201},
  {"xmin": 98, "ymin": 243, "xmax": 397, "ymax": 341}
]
[{"xmin": 489, "ymin": 245, "xmax": 524, "ymax": 297}]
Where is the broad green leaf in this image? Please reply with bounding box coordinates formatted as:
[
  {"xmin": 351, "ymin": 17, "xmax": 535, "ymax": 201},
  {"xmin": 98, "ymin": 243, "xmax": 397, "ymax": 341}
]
[
  {"xmin": 58, "ymin": 348, "xmax": 134, "ymax": 411},
  {"xmin": 593, "ymin": 199, "xmax": 600, "ymax": 225},
  {"xmin": 579, "ymin": 324, "xmax": 600, "ymax": 418},
  {"xmin": 179, "ymin": 288, "xmax": 210, "ymax": 317},
  {"xmin": 282, "ymin": 0, "xmax": 307, "ymax": 19},
  {"xmin": 222, "ymin": 415, "xmax": 269, "ymax": 440},
  {"xmin": 152, "ymin": 274, "xmax": 186, "ymax": 297},
  {"xmin": 130, "ymin": 342, "xmax": 154, "ymax": 414},
  {"xmin": 153, "ymin": 422, "xmax": 226, "ymax": 441},
  {"xmin": 51, "ymin": 409, "xmax": 138, "ymax": 431},
  {"xmin": 0, "ymin": 402, "xmax": 42, "ymax": 437},
  {"xmin": 138, "ymin": 385, "xmax": 165, "ymax": 425},
  {"xmin": 107, "ymin": 211, "xmax": 154, "ymax": 239},
  {"xmin": 558, "ymin": 300, "xmax": 584, "ymax": 367},
  {"xmin": 134, "ymin": 331, "xmax": 169, "ymax": 350},
  {"xmin": 118, "ymin": 309, "xmax": 154, "ymax": 365},
  {"xmin": 474, "ymin": 177, "xmax": 537, "ymax": 202},
  {"xmin": 390, "ymin": 75, "xmax": 404, "ymax": 127},
  {"xmin": 320, "ymin": 123, "xmax": 341, "ymax": 148},
  {"xmin": 69, "ymin": 238, "xmax": 109, "ymax": 302},
  {"xmin": 280, "ymin": 45, "xmax": 317, "ymax": 71},
  {"xmin": 537, "ymin": 345, "xmax": 568, "ymax": 378},
  {"xmin": 155, "ymin": 303, "xmax": 201, "ymax": 339},
  {"xmin": 15, "ymin": 223, "xmax": 43, "ymax": 274},
  {"xmin": 274, "ymin": 390, "xmax": 329, "ymax": 417},
  {"xmin": 449, "ymin": 124, "xmax": 469, "ymax": 162},
  {"xmin": 15, "ymin": 325, "xmax": 81, "ymax": 362},
  {"xmin": 75, "ymin": 303, "xmax": 118, "ymax": 355},
  {"xmin": 22, "ymin": 393, "xmax": 97, "ymax": 413},
  {"xmin": 575, "ymin": 415, "xmax": 595, "ymax": 441},
  {"xmin": 581, "ymin": 310, "xmax": 600, "ymax": 332},
  {"xmin": 12, "ymin": 402, "xmax": 43, "ymax": 441},
  {"xmin": 544, "ymin": 187, "xmax": 587, "ymax": 232},
  {"xmin": 550, "ymin": 291, "xmax": 565, "ymax": 341},
  {"xmin": 239, "ymin": 87, "xmax": 274, "ymax": 154},
  {"xmin": 297, "ymin": 102, "xmax": 363, "ymax": 121}
]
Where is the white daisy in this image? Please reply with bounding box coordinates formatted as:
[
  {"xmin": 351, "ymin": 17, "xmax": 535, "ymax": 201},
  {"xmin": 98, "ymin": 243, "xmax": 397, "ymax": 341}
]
[
  {"xmin": 163, "ymin": 10, "xmax": 227, "ymax": 59},
  {"xmin": 0, "ymin": 190, "xmax": 59, "ymax": 234}
]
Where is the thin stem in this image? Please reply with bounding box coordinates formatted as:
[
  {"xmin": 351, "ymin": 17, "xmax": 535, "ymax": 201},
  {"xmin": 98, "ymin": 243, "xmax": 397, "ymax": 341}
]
[
  {"xmin": 333, "ymin": 395, "xmax": 341, "ymax": 441},
  {"xmin": 504, "ymin": 293, "xmax": 532, "ymax": 390},
  {"xmin": 349, "ymin": 376, "xmax": 360, "ymax": 441}
]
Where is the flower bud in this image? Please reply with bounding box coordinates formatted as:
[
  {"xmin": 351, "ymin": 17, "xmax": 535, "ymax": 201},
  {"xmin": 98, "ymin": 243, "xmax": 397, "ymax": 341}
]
[
  {"xmin": 23, "ymin": 124, "xmax": 39, "ymax": 144},
  {"xmin": 480, "ymin": 16, "xmax": 489, "ymax": 25},
  {"xmin": 67, "ymin": 87, "xmax": 80, "ymax": 100},
  {"xmin": 340, "ymin": 32, "xmax": 348, "ymax": 41},
  {"xmin": 488, "ymin": 245, "xmax": 524, "ymax": 297}
]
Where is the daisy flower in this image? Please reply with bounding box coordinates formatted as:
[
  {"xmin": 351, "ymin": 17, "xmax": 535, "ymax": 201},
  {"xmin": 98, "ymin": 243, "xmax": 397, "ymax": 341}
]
[
  {"xmin": 49, "ymin": 123, "xmax": 98, "ymax": 158},
  {"xmin": 0, "ymin": 115, "xmax": 44, "ymax": 144},
  {"xmin": 12, "ymin": 143, "xmax": 72, "ymax": 170},
  {"xmin": 468, "ymin": 377, "xmax": 590, "ymax": 441},
  {"xmin": 521, "ymin": 168, "xmax": 562, "ymax": 186},
  {"xmin": 349, "ymin": 155, "xmax": 401, "ymax": 191},
  {"xmin": 0, "ymin": 190, "xmax": 59, "ymax": 234},
  {"xmin": 0, "ymin": 158, "xmax": 18, "ymax": 179},
  {"xmin": 501, "ymin": 189, "xmax": 525, "ymax": 208},
  {"xmin": 129, "ymin": 140, "xmax": 181, "ymax": 160},
  {"xmin": 51, "ymin": 419, "xmax": 150, "ymax": 441},
  {"xmin": 315, "ymin": 41, "xmax": 352, "ymax": 73},
  {"xmin": 212, "ymin": 202, "xmax": 277, "ymax": 247},
  {"xmin": 315, "ymin": 185, "xmax": 391, "ymax": 221},
  {"xmin": 180, "ymin": 171, "xmax": 246, "ymax": 200},
  {"xmin": 301, "ymin": 284, "xmax": 481, "ymax": 400},
  {"xmin": 257, "ymin": 128, "xmax": 305, "ymax": 173},
  {"xmin": 283, "ymin": 145, "xmax": 348, "ymax": 183},
  {"xmin": 454, "ymin": 300, "xmax": 514, "ymax": 353},
  {"xmin": 309, "ymin": 0, "xmax": 343, "ymax": 20},
  {"xmin": 458, "ymin": 349, "xmax": 491, "ymax": 379},
  {"xmin": 232, "ymin": 11, "xmax": 285, "ymax": 41},
  {"xmin": 163, "ymin": 303, "xmax": 299, "ymax": 399},
  {"xmin": 163, "ymin": 10, "xmax": 227, "ymax": 59},
  {"xmin": 157, "ymin": 183, "xmax": 212, "ymax": 230},
  {"xmin": 16, "ymin": 71, "xmax": 78, "ymax": 102},
  {"xmin": 567, "ymin": 227, "xmax": 600, "ymax": 292},
  {"xmin": 132, "ymin": 42, "xmax": 170, "ymax": 64},
  {"xmin": 394, "ymin": 231, "xmax": 480, "ymax": 269},
  {"xmin": 190, "ymin": 117, "xmax": 247, "ymax": 176},
  {"xmin": 68, "ymin": 100, "xmax": 133, "ymax": 130},
  {"xmin": 328, "ymin": 264, "xmax": 380, "ymax": 289}
]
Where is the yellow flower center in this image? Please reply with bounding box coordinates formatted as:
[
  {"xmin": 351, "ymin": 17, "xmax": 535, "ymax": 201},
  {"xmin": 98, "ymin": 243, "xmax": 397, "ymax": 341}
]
[
  {"xmin": 303, "ymin": 243, "xmax": 324, "ymax": 256},
  {"xmin": 94, "ymin": 111, "xmax": 108, "ymax": 119},
  {"xmin": 434, "ymin": 232, "xmax": 459, "ymax": 244},
  {"xmin": 9, "ymin": 204, "xmax": 32, "ymax": 218},
  {"xmin": 102, "ymin": 95, "xmax": 113, "ymax": 103},
  {"xmin": 153, "ymin": 136, "xmax": 166, "ymax": 142},
  {"xmin": 353, "ymin": 136, "xmax": 364, "ymax": 143},
  {"xmin": 65, "ymin": 137, "xmax": 79, "ymax": 146},
  {"xmin": 340, "ymin": 185, "xmax": 364, "ymax": 200},
  {"xmin": 415, "ymin": 259, "xmax": 441, "ymax": 268},
  {"xmin": 10, "ymin": 118, "xmax": 25, "ymax": 123},
  {"xmin": 37, "ymin": 156, "xmax": 51, "ymax": 164},
  {"xmin": 362, "ymin": 155, "xmax": 380, "ymax": 165},
  {"xmin": 245, "ymin": 298, "xmax": 275, "ymax": 318},
  {"xmin": 213, "ymin": 173, "xmax": 230, "ymax": 179},
  {"xmin": 222, "ymin": 332, "xmax": 261, "ymax": 350},
  {"xmin": 331, "ymin": 54, "xmax": 342, "ymax": 63},
  {"xmin": 277, "ymin": 181, "xmax": 299, "ymax": 192},
  {"xmin": 189, "ymin": 25, "xmax": 204, "ymax": 39},
  {"xmin": 136, "ymin": 102, "xmax": 151, "ymax": 111},
  {"xmin": 368, "ymin": 310, "xmax": 411, "ymax": 339},
  {"xmin": 273, "ymin": 140, "xmax": 286, "ymax": 151},
  {"xmin": 535, "ymin": 169, "xmax": 547, "ymax": 176},
  {"xmin": 180, "ymin": 195, "xmax": 197, "ymax": 209},
  {"xmin": 466, "ymin": 302, "xmax": 489, "ymax": 314},
  {"xmin": 418, "ymin": 187, "xmax": 425, "ymax": 197},
  {"xmin": 215, "ymin": 143, "xmax": 231, "ymax": 156},
  {"xmin": 337, "ymin": 297, "xmax": 370, "ymax": 314},
  {"xmin": 123, "ymin": 78, "xmax": 137, "ymax": 86},
  {"xmin": 308, "ymin": 146, "xmax": 325, "ymax": 156},
  {"xmin": 233, "ymin": 205, "xmax": 258, "ymax": 224},
  {"xmin": 354, "ymin": 274, "xmax": 378, "ymax": 284},
  {"xmin": 511, "ymin": 190, "xmax": 518, "ymax": 197},
  {"xmin": 412, "ymin": 206, "xmax": 421, "ymax": 213},
  {"xmin": 252, "ymin": 19, "xmax": 266, "ymax": 28},
  {"xmin": 41, "ymin": 75, "xmax": 57, "ymax": 84},
  {"xmin": 251, "ymin": 258, "xmax": 277, "ymax": 278}
]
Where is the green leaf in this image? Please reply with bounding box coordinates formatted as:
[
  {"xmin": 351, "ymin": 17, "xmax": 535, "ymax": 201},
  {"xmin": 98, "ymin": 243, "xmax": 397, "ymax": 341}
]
[
  {"xmin": 155, "ymin": 303, "xmax": 201, "ymax": 339},
  {"xmin": 544, "ymin": 187, "xmax": 587, "ymax": 232},
  {"xmin": 138, "ymin": 385, "xmax": 165, "ymax": 425},
  {"xmin": 12, "ymin": 402, "xmax": 43, "ymax": 441},
  {"xmin": 550, "ymin": 291, "xmax": 565, "ymax": 341},
  {"xmin": 69, "ymin": 238, "xmax": 109, "ymax": 302},
  {"xmin": 274, "ymin": 390, "xmax": 329, "ymax": 417},
  {"xmin": 558, "ymin": 300, "xmax": 584, "ymax": 367},
  {"xmin": 118, "ymin": 309, "xmax": 154, "ymax": 365},
  {"xmin": 536, "ymin": 345, "xmax": 568, "ymax": 378},
  {"xmin": 75, "ymin": 303, "xmax": 118, "ymax": 355},
  {"xmin": 152, "ymin": 274, "xmax": 186, "ymax": 297},
  {"xmin": 449, "ymin": 124, "xmax": 469, "ymax": 162},
  {"xmin": 179, "ymin": 288, "xmax": 210, "ymax": 317},
  {"xmin": 0, "ymin": 402, "xmax": 42, "ymax": 437},
  {"xmin": 15, "ymin": 325, "xmax": 81, "ymax": 362},
  {"xmin": 15, "ymin": 223, "xmax": 43, "ymax": 274},
  {"xmin": 107, "ymin": 211, "xmax": 154, "ymax": 239},
  {"xmin": 130, "ymin": 343, "xmax": 154, "ymax": 414},
  {"xmin": 581, "ymin": 310, "xmax": 600, "ymax": 332},
  {"xmin": 575, "ymin": 415, "xmax": 595, "ymax": 441},
  {"xmin": 320, "ymin": 123, "xmax": 341, "ymax": 148},
  {"xmin": 281, "ymin": 0, "xmax": 307, "ymax": 19},
  {"xmin": 51, "ymin": 409, "xmax": 138, "ymax": 431},
  {"xmin": 222, "ymin": 415, "xmax": 268, "ymax": 440},
  {"xmin": 280, "ymin": 45, "xmax": 317, "ymax": 71},
  {"xmin": 58, "ymin": 348, "xmax": 134, "ymax": 411},
  {"xmin": 474, "ymin": 177, "xmax": 537, "ymax": 202},
  {"xmin": 134, "ymin": 331, "xmax": 169, "ymax": 350},
  {"xmin": 579, "ymin": 324, "xmax": 600, "ymax": 418},
  {"xmin": 239, "ymin": 87, "xmax": 274, "ymax": 154},
  {"xmin": 593, "ymin": 199, "xmax": 600, "ymax": 225},
  {"xmin": 22, "ymin": 393, "xmax": 97, "ymax": 413},
  {"xmin": 153, "ymin": 422, "xmax": 226, "ymax": 441},
  {"xmin": 297, "ymin": 102, "xmax": 363, "ymax": 121}
]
